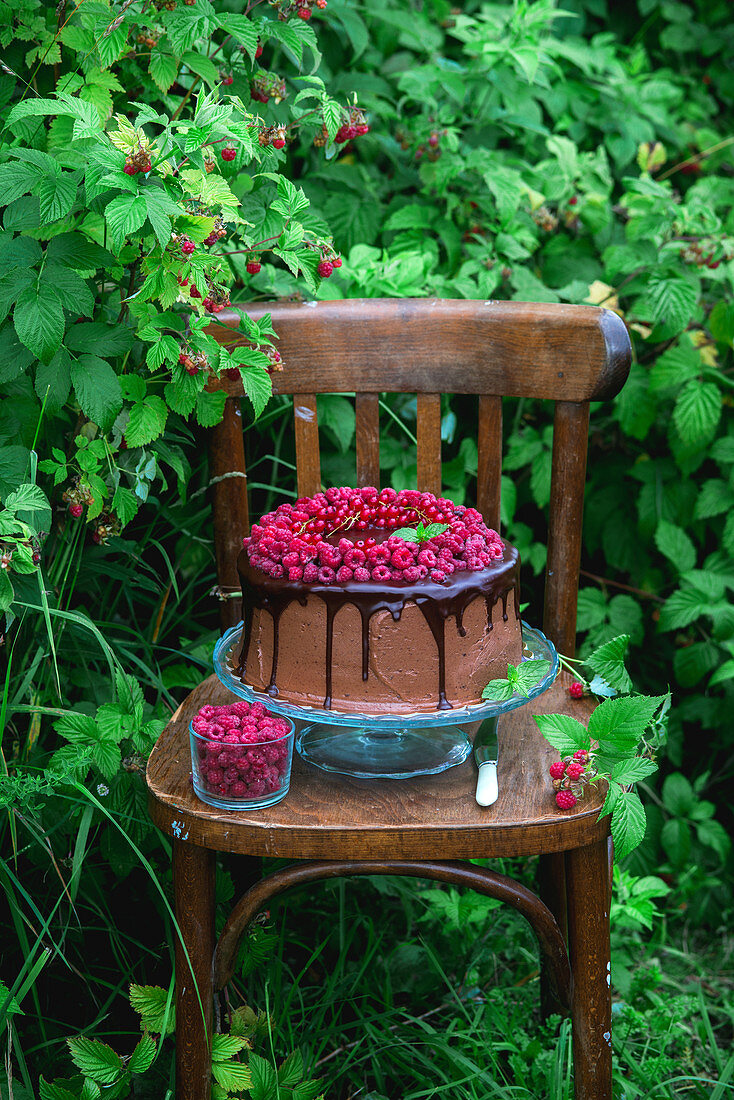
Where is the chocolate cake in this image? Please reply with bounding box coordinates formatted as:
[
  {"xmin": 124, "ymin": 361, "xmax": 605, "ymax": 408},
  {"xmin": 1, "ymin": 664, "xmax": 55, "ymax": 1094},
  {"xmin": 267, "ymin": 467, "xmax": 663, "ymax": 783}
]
[{"xmin": 237, "ymin": 487, "xmax": 522, "ymax": 714}]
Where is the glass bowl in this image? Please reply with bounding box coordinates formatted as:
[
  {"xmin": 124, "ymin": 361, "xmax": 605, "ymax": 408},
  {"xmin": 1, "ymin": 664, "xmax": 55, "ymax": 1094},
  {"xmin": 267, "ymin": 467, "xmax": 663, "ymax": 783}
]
[{"xmin": 189, "ymin": 716, "xmax": 295, "ymax": 811}]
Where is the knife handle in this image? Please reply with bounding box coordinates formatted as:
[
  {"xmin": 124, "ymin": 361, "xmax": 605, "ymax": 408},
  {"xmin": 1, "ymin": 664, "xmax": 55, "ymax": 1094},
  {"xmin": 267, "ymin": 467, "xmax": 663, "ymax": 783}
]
[{"xmin": 476, "ymin": 761, "xmax": 498, "ymax": 807}]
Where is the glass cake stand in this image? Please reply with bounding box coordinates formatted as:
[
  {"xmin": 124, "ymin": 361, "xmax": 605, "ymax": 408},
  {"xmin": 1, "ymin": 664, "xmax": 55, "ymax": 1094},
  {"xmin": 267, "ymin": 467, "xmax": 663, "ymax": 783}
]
[{"xmin": 212, "ymin": 622, "xmax": 559, "ymax": 780}]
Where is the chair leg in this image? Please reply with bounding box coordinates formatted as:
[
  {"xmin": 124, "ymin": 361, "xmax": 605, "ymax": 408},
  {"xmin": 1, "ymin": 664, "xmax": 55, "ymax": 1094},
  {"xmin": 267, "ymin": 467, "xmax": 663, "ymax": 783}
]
[
  {"xmin": 173, "ymin": 840, "xmax": 216, "ymax": 1100},
  {"xmin": 566, "ymin": 838, "xmax": 612, "ymax": 1100},
  {"xmin": 537, "ymin": 852, "xmax": 568, "ymax": 1019}
]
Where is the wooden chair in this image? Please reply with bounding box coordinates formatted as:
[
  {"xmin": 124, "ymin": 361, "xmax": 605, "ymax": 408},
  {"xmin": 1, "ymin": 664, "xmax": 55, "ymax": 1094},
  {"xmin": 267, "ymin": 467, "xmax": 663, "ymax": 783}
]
[{"xmin": 146, "ymin": 298, "xmax": 631, "ymax": 1100}]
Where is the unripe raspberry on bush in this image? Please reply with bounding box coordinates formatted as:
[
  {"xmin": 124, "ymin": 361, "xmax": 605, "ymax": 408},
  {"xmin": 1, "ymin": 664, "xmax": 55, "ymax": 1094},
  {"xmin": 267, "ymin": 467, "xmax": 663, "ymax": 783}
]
[
  {"xmin": 317, "ymin": 260, "xmax": 333, "ymax": 278},
  {"xmin": 569, "ymin": 680, "xmax": 584, "ymax": 699},
  {"xmin": 246, "ymin": 259, "xmax": 261, "ymax": 275},
  {"xmin": 221, "ymin": 144, "xmax": 237, "ymax": 162},
  {"xmin": 316, "ymin": 0, "xmax": 327, "ymax": 7},
  {"xmin": 549, "ymin": 761, "xmax": 566, "ymax": 780},
  {"xmin": 556, "ymin": 790, "xmax": 577, "ymax": 810}
]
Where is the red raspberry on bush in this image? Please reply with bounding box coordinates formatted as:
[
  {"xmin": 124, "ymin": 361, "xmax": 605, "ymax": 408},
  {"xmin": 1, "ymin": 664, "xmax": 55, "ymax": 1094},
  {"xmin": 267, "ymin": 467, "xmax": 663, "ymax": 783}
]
[
  {"xmin": 549, "ymin": 761, "xmax": 566, "ymax": 780},
  {"xmin": 573, "ymin": 749, "xmax": 589, "ymax": 764},
  {"xmin": 69, "ymin": 502, "xmax": 83, "ymax": 518},
  {"xmin": 317, "ymin": 260, "xmax": 334, "ymax": 278},
  {"xmin": 297, "ymin": 5, "xmax": 311, "ymax": 18},
  {"xmin": 566, "ymin": 761, "xmax": 584, "ymax": 780},
  {"xmin": 221, "ymin": 144, "xmax": 237, "ymax": 162},
  {"xmin": 569, "ymin": 680, "xmax": 584, "ymax": 699},
  {"xmin": 246, "ymin": 260, "xmax": 261, "ymax": 275},
  {"xmin": 556, "ymin": 790, "xmax": 577, "ymax": 810},
  {"xmin": 180, "ymin": 237, "xmax": 195, "ymax": 256}
]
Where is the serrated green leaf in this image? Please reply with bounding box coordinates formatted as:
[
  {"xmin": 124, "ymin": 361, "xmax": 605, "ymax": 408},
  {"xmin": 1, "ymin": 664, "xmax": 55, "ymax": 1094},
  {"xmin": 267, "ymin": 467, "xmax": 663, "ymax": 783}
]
[
  {"xmin": 33, "ymin": 171, "xmax": 77, "ymax": 225},
  {"xmin": 533, "ymin": 712, "xmax": 589, "ymax": 755},
  {"xmin": 647, "ymin": 276, "xmax": 697, "ymax": 333},
  {"xmin": 674, "ymin": 641, "xmax": 720, "ymax": 687},
  {"xmin": 610, "ymin": 788, "xmax": 647, "ymax": 860},
  {"xmin": 661, "ymin": 817, "xmax": 691, "ymax": 866},
  {"xmin": 212, "ymin": 1060, "xmax": 252, "ymax": 1092},
  {"xmin": 147, "ymin": 334, "xmax": 180, "ymax": 370},
  {"xmin": 144, "ymin": 190, "xmax": 180, "ymax": 251},
  {"xmin": 126, "ymin": 396, "xmax": 168, "ymax": 447},
  {"xmin": 248, "ymin": 1053, "xmax": 277, "ymax": 1100},
  {"xmin": 481, "ymin": 679, "xmax": 514, "ymax": 701},
  {"xmin": 694, "ymin": 478, "xmax": 734, "ymax": 520},
  {"xmin": 654, "ymin": 520, "xmax": 696, "ymax": 573},
  {"xmin": 658, "ymin": 588, "xmax": 702, "ymax": 631},
  {"xmin": 196, "ymin": 388, "xmax": 227, "ymax": 428},
  {"xmin": 105, "ymin": 194, "xmax": 148, "ymax": 250},
  {"xmin": 70, "ymin": 354, "xmax": 123, "ymax": 431},
  {"xmin": 149, "ymin": 48, "xmax": 179, "ymax": 94},
  {"xmin": 4, "ymin": 483, "xmax": 50, "ymax": 513},
  {"xmin": 393, "ymin": 527, "xmax": 420, "ymax": 542},
  {"xmin": 129, "ymin": 984, "xmax": 175, "ymax": 1035},
  {"xmin": 673, "ymin": 380, "xmax": 722, "ymax": 447},
  {"xmin": 588, "ymin": 695, "xmax": 662, "ymax": 751},
  {"xmin": 35, "ymin": 348, "xmax": 71, "ymax": 413},
  {"xmin": 14, "ymin": 282, "xmax": 65, "ymax": 363},
  {"xmin": 39, "ymin": 1079, "xmax": 78, "ymax": 1100},
  {"xmin": 609, "ymin": 757, "xmax": 658, "ymax": 784},
  {"xmin": 128, "ymin": 1033, "xmax": 157, "ymax": 1075},
  {"xmin": 240, "ymin": 366, "xmax": 272, "ymax": 419},
  {"xmin": 112, "ymin": 486, "xmax": 140, "ymax": 528},
  {"xmin": 212, "ymin": 1034, "xmax": 250, "ymax": 1061},
  {"xmin": 217, "ymin": 14, "xmax": 259, "ymax": 59},
  {"xmin": 277, "ymin": 1049, "xmax": 304, "ymax": 1087},
  {"xmin": 513, "ymin": 659, "xmax": 551, "ymax": 695},
  {"xmin": 67, "ymin": 1037, "xmax": 123, "ymax": 1085},
  {"xmin": 584, "ymin": 634, "xmax": 632, "ymax": 692}
]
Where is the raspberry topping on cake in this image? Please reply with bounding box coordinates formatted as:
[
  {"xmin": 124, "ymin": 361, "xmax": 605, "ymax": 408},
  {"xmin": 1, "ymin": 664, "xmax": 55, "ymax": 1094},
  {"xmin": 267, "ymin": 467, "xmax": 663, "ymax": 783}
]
[{"xmin": 243, "ymin": 487, "xmax": 504, "ymax": 584}]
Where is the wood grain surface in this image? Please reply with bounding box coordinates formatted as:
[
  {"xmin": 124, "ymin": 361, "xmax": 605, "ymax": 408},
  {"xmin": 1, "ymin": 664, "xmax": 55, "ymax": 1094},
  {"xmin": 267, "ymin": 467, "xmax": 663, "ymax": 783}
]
[
  {"xmin": 355, "ymin": 392, "xmax": 380, "ymax": 487},
  {"xmin": 416, "ymin": 392, "xmax": 442, "ymax": 496},
  {"xmin": 477, "ymin": 394, "xmax": 502, "ymax": 532},
  {"xmin": 147, "ymin": 670, "xmax": 608, "ymax": 860},
  {"xmin": 204, "ymin": 299, "xmax": 630, "ymax": 402},
  {"xmin": 293, "ymin": 393, "xmax": 321, "ymax": 498}
]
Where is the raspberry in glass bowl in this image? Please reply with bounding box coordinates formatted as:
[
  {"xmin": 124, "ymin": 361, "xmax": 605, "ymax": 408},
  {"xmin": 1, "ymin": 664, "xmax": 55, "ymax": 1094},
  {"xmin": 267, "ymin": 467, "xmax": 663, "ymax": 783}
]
[{"xmin": 189, "ymin": 700, "xmax": 295, "ymax": 810}]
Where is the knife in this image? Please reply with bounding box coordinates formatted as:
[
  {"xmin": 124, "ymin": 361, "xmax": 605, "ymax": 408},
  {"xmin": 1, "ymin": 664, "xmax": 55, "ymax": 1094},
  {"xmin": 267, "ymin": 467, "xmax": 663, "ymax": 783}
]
[{"xmin": 474, "ymin": 716, "xmax": 499, "ymax": 806}]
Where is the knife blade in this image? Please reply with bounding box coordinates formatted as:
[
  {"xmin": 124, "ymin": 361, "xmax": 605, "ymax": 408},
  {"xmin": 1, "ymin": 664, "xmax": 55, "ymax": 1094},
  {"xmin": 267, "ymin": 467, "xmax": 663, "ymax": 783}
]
[{"xmin": 474, "ymin": 716, "xmax": 499, "ymax": 806}]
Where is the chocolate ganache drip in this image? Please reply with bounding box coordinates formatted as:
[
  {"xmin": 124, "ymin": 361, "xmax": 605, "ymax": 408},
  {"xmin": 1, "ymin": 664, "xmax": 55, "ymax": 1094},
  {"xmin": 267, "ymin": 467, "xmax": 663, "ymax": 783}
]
[{"xmin": 237, "ymin": 544, "xmax": 520, "ymax": 711}]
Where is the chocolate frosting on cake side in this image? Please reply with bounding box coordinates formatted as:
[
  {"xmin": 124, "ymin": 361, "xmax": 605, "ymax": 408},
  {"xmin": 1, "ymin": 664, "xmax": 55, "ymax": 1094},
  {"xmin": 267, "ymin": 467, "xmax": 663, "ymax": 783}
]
[{"xmin": 237, "ymin": 543, "xmax": 522, "ymax": 714}]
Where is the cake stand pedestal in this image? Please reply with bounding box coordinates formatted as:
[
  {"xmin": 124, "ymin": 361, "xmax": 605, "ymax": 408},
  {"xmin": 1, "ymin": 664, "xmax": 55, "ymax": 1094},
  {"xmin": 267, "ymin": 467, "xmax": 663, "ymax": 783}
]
[{"xmin": 213, "ymin": 622, "xmax": 558, "ymax": 781}]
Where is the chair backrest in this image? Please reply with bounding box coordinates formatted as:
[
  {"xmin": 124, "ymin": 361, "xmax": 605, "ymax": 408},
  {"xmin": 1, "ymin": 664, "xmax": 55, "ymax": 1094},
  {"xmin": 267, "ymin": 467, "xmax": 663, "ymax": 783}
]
[{"xmin": 206, "ymin": 298, "xmax": 631, "ymax": 658}]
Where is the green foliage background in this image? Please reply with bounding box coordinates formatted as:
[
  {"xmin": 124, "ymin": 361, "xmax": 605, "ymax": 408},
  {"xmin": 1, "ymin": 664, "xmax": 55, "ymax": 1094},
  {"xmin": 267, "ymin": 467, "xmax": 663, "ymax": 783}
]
[{"xmin": 1, "ymin": 0, "xmax": 733, "ymax": 1096}]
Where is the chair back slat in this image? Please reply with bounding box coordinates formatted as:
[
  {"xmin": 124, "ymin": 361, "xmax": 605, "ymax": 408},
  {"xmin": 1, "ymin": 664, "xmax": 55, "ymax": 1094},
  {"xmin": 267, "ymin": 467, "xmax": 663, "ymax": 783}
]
[
  {"xmin": 355, "ymin": 393, "xmax": 380, "ymax": 488},
  {"xmin": 416, "ymin": 393, "xmax": 442, "ymax": 496},
  {"xmin": 293, "ymin": 393, "xmax": 321, "ymax": 499},
  {"xmin": 543, "ymin": 401, "xmax": 591, "ymax": 658},
  {"xmin": 210, "ymin": 397, "xmax": 249, "ymax": 629},
  {"xmin": 477, "ymin": 395, "xmax": 502, "ymax": 533}
]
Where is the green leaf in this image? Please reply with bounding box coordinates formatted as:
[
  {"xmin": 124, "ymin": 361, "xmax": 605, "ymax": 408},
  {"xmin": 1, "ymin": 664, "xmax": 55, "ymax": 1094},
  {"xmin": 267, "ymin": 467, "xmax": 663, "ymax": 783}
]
[
  {"xmin": 0, "ymin": 571, "xmax": 14, "ymax": 613},
  {"xmin": 588, "ymin": 695, "xmax": 662, "ymax": 751},
  {"xmin": 149, "ymin": 47, "xmax": 179, "ymax": 95},
  {"xmin": 211, "ymin": 1060, "xmax": 252, "ymax": 1093},
  {"xmin": 70, "ymin": 354, "xmax": 123, "ymax": 431},
  {"xmin": 129, "ymin": 985, "xmax": 175, "ymax": 1035},
  {"xmin": 112, "ymin": 486, "xmax": 140, "ymax": 528},
  {"xmin": 654, "ymin": 520, "xmax": 696, "ymax": 573},
  {"xmin": 43, "ymin": 264, "xmax": 95, "ymax": 317},
  {"xmin": 67, "ymin": 1037, "xmax": 123, "ymax": 1085},
  {"xmin": 240, "ymin": 366, "xmax": 272, "ymax": 419},
  {"xmin": 277, "ymin": 1049, "xmax": 305, "ymax": 1087},
  {"xmin": 105, "ymin": 194, "xmax": 148, "ymax": 250},
  {"xmin": 4, "ymin": 483, "xmax": 50, "ymax": 514},
  {"xmin": 217, "ymin": 14, "xmax": 259, "ymax": 59},
  {"xmin": 55, "ymin": 712, "xmax": 97, "ymax": 742},
  {"xmin": 513, "ymin": 659, "xmax": 551, "ymax": 695},
  {"xmin": 14, "ymin": 282, "xmax": 65, "ymax": 363},
  {"xmin": 144, "ymin": 190, "xmax": 181, "ymax": 251},
  {"xmin": 609, "ymin": 757, "xmax": 658, "ymax": 784},
  {"xmin": 695, "ymin": 478, "xmax": 734, "ymax": 520},
  {"xmin": 674, "ymin": 641, "xmax": 720, "ymax": 687},
  {"xmin": 125, "ymin": 396, "xmax": 168, "ymax": 447},
  {"xmin": 584, "ymin": 634, "xmax": 632, "ymax": 692},
  {"xmin": 647, "ymin": 276, "xmax": 697, "ymax": 334},
  {"xmin": 673, "ymin": 380, "xmax": 722, "ymax": 447},
  {"xmin": 533, "ymin": 713, "xmax": 589, "ymax": 756},
  {"xmin": 66, "ymin": 323, "xmax": 133, "ymax": 357},
  {"xmin": 481, "ymin": 679, "xmax": 514, "ymax": 701},
  {"xmin": 146, "ymin": 334, "xmax": 180, "ymax": 370},
  {"xmin": 661, "ymin": 817, "xmax": 691, "ymax": 866},
  {"xmin": 0, "ymin": 161, "xmax": 42, "ymax": 204},
  {"xmin": 696, "ymin": 819, "xmax": 731, "ymax": 862},
  {"xmin": 317, "ymin": 394, "xmax": 355, "ymax": 454},
  {"xmin": 39, "ymin": 1080, "xmax": 78, "ymax": 1100},
  {"xmin": 661, "ymin": 772, "xmax": 695, "ymax": 816},
  {"xmin": 35, "ymin": 348, "xmax": 72, "ymax": 413},
  {"xmin": 658, "ymin": 588, "xmax": 702, "ymax": 631},
  {"xmin": 90, "ymin": 739, "xmax": 122, "ymax": 779},
  {"xmin": 212, "ymin": 1035, "xmax": 249, "ymax": 1061},
  {"xmin": 248, "ymin": 1053, "xmax": 277, "ymax": 1100},
  {"xmin": 610, "ymin": 788, "xmax": 647, "ymax": 860},
  {"xmin": 424, "ymin": 523, "xmax": 449, "ymax": 538},
  {"xmin": 128, "ymin": 1033, "xmax": 157, "ymax": 1075},
  {"xmin": 195, "ymin": 389, "xmax": 227, "ymax": 428},
  {"xmin": 393, "ymin": 527, "xmax": 420, "ymax": 542},
  {"xmin": 33, "ymin": 172, "xmax": 77, "ymax": 225}
]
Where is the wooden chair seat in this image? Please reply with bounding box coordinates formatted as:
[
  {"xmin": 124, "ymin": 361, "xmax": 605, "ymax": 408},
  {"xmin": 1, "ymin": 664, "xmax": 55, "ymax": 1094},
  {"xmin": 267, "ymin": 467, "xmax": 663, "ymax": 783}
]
[{"xmin": 147, "ymin": 671, "xmax": 606, "ymax": 860}]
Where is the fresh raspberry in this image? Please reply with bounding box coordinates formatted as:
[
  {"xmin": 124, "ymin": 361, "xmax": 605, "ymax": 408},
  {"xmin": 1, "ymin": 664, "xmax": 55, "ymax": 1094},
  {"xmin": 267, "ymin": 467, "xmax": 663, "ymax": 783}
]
[
  {"xmin": 549, "ymin": 761, "xmax": 566, "ymax": 780},
  {"xmin": 569, "ymin": 680, "xmax": 584, "ymax": 699},
  {"xmin": 180, "ymin": 237, "xmax": 195, "ymax": 255},
  {"xmin": 317, "ymin": 566, "xmax": 336, "ymax": 583},
  {"xmin": 222, "ymin": 74, "xmax": 234, "ymax": 86},
  {"xmin": 189, "ymin": 286, "xmax": 201, "ymax": 299},
  {"xmin": 316, "ymin": 0, "xmax": 327, "ymax": 6},
  {"xmin": 246, "ymin": 260, "xmax": 261, "ymax": 275},
  {"xmin": 69, "ymin": 502, "xmax": 83, "ymax": 518},
  {"xmin": 221, "ymin": 145, "xmax": 237, "ymax": 162},
  {"xmin": 255, "ymin": 42, "xmax": 263, "ymax": 58},
  {"xmin": 573, "ymin": 750, "xmax": 589, "ymax": 764},
  {"xmin": 332, "ymin": 256, "xmax": 342, "ymax": 268},
  {"xmin": 202, "ymin": 297, "xmax": 215, "ymax": 312},
  {"xmin": 556, "ymin": 790, "xmax": 577, "ymax": 810},
  {"xmin": 123, "ymin": 162, "xmax": 137, "ymax": 175},
  {"xmin": 429, "ymin": 569, "xmax": 447, "ymax": 582},
  {"xmin": 297, "ymin": 5, "xmax": 311, "ymax": 17},
  {"xmin": 230, "ymin": 781, "xmax": 247, "ymax": 797},
  {"xmin": 568, "ymin": 195, "xmax": 578, "ymax": 206},
  {"xmin": 317, "ymin": 260, "xmax": 334, "ymax": 278},
  {"xmin": 566, "ymin": 762, "xmax": 585, "ymax": 780},
  {"xmin": 428, "ymin": 132, "xmax": 439, "ymax": 147},
  {"xmin": 272, "ymin": 137, "xmax": 286, "ymax": 149}
]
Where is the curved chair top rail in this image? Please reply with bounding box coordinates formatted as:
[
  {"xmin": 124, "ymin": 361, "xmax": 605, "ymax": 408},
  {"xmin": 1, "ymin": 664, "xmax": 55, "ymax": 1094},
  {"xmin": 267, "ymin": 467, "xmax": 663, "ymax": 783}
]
[{"xmin": 205, "ymin": 298, "xmax": 631, "ymax": 403}]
